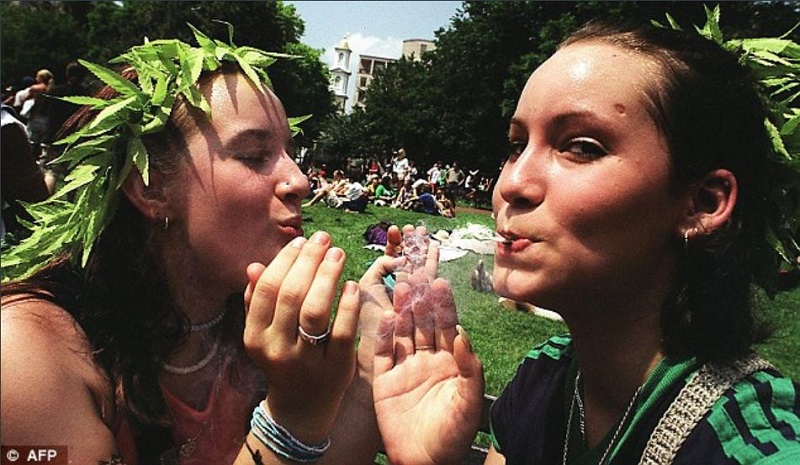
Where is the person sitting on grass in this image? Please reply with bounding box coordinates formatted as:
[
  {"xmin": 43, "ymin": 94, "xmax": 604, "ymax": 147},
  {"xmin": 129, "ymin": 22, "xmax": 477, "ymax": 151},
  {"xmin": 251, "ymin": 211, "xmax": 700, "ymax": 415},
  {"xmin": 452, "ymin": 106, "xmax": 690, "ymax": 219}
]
[
  {"xmin": 373, "ymin": 176, "xmax": 395, "ymax": 207},
  {"xmin": 402, "ymin": 183, "xmax": 445, "ymax": 216},
  {"xmin": 302, "ymin": 169, "xmax": 347, "ymax": 207}
]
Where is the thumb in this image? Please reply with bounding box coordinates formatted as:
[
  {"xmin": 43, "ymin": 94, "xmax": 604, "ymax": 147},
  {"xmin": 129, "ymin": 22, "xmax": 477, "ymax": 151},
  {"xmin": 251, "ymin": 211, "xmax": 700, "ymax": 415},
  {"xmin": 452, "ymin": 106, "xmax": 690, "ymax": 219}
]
[
  {"xmin": 454, "ymin": 325, "xmax": 484, "ymax": 397},
  {"xmin": 244, "ymin": 262, "xmax": 267, "ymax": 313}
]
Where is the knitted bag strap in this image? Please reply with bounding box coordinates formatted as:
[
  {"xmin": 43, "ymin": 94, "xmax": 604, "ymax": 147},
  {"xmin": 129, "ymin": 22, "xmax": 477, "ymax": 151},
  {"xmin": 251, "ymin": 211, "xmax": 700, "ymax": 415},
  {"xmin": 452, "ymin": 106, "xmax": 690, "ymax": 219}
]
[{"xmin": 638, "ymin": 353, "xmax": 774, "ymax": 465}]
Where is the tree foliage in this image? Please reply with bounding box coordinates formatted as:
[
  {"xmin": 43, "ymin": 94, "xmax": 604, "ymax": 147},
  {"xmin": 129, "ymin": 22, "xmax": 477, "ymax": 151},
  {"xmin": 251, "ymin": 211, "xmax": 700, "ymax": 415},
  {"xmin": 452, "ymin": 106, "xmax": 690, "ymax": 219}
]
[
  {"xmin": 1, "ymin": 1, "xmax": 335, "ymax": 145},
  {"xmin": 316, "ymin": 1, "xmax": 800, "ymax": 174}
]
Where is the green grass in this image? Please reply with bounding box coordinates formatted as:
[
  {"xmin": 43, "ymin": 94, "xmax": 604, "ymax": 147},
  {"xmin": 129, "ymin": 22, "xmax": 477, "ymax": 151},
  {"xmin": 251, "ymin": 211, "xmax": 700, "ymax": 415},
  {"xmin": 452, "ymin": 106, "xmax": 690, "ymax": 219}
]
[{"xmin": 301, "ymin": 204, "xmax": 800, "ymax": 392}]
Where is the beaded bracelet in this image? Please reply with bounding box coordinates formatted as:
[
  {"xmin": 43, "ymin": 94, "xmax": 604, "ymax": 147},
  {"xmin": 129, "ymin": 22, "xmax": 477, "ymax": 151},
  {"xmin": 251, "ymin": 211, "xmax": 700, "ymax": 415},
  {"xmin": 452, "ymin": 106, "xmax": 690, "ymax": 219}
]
[{"xmin": 250, "ymin": 401, "xmax": 331, "ymax": 463}]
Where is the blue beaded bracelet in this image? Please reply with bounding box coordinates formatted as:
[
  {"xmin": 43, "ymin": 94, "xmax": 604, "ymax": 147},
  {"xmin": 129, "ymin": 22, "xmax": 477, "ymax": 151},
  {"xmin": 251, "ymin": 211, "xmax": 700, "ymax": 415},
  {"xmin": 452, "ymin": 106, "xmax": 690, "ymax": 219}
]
[{"xmin": 250, "ymin": 401, "xmax": 331, "ymax": 463}]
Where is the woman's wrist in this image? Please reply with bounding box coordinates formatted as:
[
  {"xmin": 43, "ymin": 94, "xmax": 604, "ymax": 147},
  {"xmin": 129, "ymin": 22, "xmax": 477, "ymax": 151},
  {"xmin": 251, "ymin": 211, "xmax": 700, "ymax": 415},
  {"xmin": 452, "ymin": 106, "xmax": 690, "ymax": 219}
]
[
  {"xmin": 250, "ymin": 401, "xmax": 332, "ymax": 462},
  {"xmin": 261, "ymin": 399, "xmax": 335, "ymax": 446}
]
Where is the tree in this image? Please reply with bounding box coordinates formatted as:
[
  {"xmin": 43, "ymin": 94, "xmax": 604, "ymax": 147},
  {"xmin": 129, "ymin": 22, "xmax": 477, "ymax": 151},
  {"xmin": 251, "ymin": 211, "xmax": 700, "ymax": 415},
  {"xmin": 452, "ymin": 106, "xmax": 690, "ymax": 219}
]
[
  {"xmin": 1, "ymin": 1, "xmax": 335, "ymax": 144},
  {"xmin": 1, "ymin": 2, "xmax": 88, "ymax": 88},
  {"xmin": 316, "ymin": 1, "xmax": 799, "ymax": 176}
]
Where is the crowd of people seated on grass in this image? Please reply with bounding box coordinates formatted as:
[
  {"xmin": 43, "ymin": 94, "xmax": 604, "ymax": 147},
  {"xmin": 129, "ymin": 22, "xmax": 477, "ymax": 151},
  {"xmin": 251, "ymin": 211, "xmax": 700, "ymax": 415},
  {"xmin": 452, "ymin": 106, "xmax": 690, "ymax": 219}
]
[{"xmin": 302, "ymin": 156, "xmax": 494, "ymax": 216}]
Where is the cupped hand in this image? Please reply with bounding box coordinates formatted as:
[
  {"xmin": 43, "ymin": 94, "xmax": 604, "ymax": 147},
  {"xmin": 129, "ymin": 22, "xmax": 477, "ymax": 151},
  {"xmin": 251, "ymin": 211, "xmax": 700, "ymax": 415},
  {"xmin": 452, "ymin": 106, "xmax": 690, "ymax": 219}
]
[
  {"xmin": 373, "ymin": 277, "xmax": 484, "ymax": 465},
  {"xmin": 243, "ymin": 231, "xmax": 359, "ymax": 443}
]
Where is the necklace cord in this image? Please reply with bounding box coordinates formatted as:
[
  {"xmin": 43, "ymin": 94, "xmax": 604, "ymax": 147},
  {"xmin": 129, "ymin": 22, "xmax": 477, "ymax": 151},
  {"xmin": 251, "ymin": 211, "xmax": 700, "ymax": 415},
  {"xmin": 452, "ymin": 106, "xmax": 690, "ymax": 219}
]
[{"xmin": 563, "ymin": 370, "xmax": 645, "ymax": 465}]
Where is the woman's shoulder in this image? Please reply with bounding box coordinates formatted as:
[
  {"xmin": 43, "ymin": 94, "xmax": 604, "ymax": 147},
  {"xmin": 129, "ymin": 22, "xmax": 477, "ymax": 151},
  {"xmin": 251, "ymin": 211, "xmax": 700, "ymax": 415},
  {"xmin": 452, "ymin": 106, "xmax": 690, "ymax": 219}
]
[
  {"xmin": 664, "ymin": 367, "xmax": 800, "ymax": 464},
  {"xmin": 2, "ymin": 296, "xmax": 88, "ymax": 349},
  {"xmin": 1, "ymin": 298, "xmax": 115, "ymax": 421},
  {"xmin": 712, "ymin": 366, "xmax": 799, "ymax": 423},
  {"xmin": 522, "ymin": 333, "xmax": 573, "ymax": 362}
]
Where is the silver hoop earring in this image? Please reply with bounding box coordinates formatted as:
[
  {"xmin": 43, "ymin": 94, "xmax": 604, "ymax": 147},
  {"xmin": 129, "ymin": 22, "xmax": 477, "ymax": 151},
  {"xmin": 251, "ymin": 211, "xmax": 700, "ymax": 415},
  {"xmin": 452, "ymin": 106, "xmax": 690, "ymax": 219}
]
[
  {"xmin": 163, "ymin": 216, "xmax": 169, "ymax": 231},
  {"xmin": 683, "ymin": 229, "xmax": 691, "ymax": 253}
]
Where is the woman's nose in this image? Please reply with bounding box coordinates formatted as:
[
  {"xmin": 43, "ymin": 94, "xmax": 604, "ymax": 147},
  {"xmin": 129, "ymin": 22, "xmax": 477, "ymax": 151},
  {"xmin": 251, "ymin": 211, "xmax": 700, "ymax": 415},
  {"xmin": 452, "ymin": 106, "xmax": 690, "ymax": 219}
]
[{"xmin": 495, "ymin": 148, "xmax": 545, "ymax": 210}]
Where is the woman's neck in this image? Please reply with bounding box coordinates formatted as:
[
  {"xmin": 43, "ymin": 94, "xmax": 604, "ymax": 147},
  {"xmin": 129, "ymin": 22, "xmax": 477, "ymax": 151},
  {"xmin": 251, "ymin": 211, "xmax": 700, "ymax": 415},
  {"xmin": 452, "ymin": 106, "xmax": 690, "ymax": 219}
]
[{"xmin": 568, "ymin": 308, "xmax": 664, "ymax": 447}]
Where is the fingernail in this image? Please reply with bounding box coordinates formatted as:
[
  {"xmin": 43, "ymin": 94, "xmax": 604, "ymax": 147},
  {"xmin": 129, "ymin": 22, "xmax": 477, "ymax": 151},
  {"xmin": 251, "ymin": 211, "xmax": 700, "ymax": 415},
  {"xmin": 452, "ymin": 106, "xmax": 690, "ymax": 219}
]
[
  {"xmin": 457, "ymin": 324, "xmax": 473, "ymax": 353},
  {"xmin": 325, "ymin": 247, "xmax": 344, "ymax": 262},
  {"xmin": 311, "ymin": 231, "xmax": 329, "ymax": 245},
  {"xmin": 291, "ymin": 236, "xmax": 307, "ymax": 248},
  {"xmin": 343, "ymin": 280, "xmax": 358, "ymax": 294}
]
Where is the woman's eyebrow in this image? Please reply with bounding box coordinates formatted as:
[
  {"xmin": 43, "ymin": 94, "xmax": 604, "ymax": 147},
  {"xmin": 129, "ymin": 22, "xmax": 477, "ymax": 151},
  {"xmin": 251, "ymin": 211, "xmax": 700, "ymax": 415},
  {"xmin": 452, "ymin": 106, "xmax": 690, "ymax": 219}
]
[{"xmin": 224, "ymin": 128, "xmax": 273, "ymax": 149}]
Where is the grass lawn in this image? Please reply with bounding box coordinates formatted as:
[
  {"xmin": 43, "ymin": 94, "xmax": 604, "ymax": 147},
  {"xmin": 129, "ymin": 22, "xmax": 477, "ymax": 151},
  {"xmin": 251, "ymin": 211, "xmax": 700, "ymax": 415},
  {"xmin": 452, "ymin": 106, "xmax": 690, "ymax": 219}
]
[{"xmin": 301, "ymin": 203, "xmax": 800, "ymax": 391}]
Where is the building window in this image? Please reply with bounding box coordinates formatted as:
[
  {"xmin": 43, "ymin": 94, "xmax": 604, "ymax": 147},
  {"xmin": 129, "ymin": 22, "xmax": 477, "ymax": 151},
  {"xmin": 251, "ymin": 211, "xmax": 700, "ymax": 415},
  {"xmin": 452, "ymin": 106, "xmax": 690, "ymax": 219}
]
[
  {"xmin": 360, "ymin": 77, "xmax": 368, "ymax": 88},
  {"xmin": 420, "ymin": 44, "xmax": 428, "ymax": 53},
  {"xmin": 360, "ymin": 59, "xmax": 371, "ymax": 74}
]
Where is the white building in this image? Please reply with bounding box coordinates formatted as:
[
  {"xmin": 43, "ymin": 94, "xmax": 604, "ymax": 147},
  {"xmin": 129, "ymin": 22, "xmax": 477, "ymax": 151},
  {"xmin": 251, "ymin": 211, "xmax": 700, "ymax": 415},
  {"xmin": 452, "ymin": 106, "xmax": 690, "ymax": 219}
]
[
  {"xmin": 328, "ymin": 37, "xmax": 435, "ymax": 113},
  {"xmin": 328, "ymin": 37, "xmax": 352, "ymax": 113}
]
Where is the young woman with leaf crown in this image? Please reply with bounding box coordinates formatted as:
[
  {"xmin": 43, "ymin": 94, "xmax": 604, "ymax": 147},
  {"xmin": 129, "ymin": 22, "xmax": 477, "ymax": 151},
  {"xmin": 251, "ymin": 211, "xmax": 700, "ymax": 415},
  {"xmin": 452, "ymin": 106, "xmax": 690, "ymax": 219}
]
[
  {"xmin": 1, "ymin": 25, "xmax": 382, "ymax": 464},
  {"xmin": 365, "ymin": 7, "xmax": 800, "ymax": 465}
]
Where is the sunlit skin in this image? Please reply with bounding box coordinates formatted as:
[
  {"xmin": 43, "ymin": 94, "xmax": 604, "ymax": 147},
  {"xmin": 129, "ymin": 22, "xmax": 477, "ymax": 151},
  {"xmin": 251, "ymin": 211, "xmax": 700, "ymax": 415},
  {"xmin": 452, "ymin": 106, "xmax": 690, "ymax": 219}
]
[
  {"xmin": 161, "ymin": 72, "xmax": 310, "ymax": 310},
  {"xmin": 492, "ymin": 42, "xmax": 689, "ymax": 325}
]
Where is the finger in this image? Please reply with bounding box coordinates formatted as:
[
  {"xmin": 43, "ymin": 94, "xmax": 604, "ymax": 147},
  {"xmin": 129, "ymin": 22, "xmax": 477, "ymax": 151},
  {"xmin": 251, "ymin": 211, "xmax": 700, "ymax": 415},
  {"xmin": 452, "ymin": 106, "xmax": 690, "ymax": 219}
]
[
  {"xmin": 374, "ymin": 310, "xmax": 397, "ymax": 376},
  {"xmin": 328, "ymin": 281, "xmax": 360, "ymax": 357},
  {"xmin": 402, "ymin": 226, "xmax": 430, "ymax": 275},
  {"xmin": 244, "ymin": 262, "xmax": 267, "ymax": 314},
  {"xmin": 385, "ymin": 225, "xmax": 403, "ymax": 257},
  {"xmin": 359, "ymin": 255, "xmax": 407, "ymax": 290},
  {"xmin": 359, "ymin": 255, "xmax": 407, "ymax": 345},
  {"xmin": 430, "ymin": 278, "xmax": 459, "ymax": 352},
  {"xmin": 455, "ymin": 325, "xmax": 485, "ymax": 399},
  {"xmin": 423, "ymin": 241, "xmax": 440, "ymax": 282},
  {"xmin": 392, "ymin": 282, "xmax": 415, "ymax": 364},
  {"xmin": 298, "ymin": 246, "xmax": 347, "ymax": 340},
  {"xmin": 247, "ymin": 236, "xmax": 307, "ymax": 332},
  {"xmin": 410, "ymin": 281, "xmax": 435, "ymax": 353},
  {"xmin": 272, "ymin": 231, "xmax": 332, "ymax": 335}
]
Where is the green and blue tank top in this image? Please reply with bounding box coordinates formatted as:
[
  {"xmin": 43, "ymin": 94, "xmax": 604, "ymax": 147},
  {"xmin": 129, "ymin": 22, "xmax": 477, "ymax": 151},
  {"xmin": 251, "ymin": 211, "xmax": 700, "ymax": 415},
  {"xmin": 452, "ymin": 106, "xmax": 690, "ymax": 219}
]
[{"xmin": 490, "ymin": 335, "xmax": 800, "ymax": 464}]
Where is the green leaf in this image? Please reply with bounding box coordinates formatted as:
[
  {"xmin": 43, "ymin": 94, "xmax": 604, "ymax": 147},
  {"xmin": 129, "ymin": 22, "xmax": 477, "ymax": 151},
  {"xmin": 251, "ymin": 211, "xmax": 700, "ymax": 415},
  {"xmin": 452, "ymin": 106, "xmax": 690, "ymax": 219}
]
[
  {"xmin": 140, "ymin": 106, "xmax": 170, "ymax": 134},
  {"xmin": 288, "ymin": 114, "xmax": 312, "ymax": 136},
  {"xmin": 766, "ymin": 118, "xmax": 792, "ymax": 160},
  {"xmin": 233, "ymin": 54, "xmax": 266, "ymax": 93},
  {"xmin": 129, "ymin": 136, "xmax": 149, "ymax": 185},
  {"xmin": 79, "ymin": 59, "xmax": 141, "ymax": 97},
  {"xmin": 214, "ymin": 19, "xmax": 237, "ymax": 47},
  {"xmin": 54, "ymin": 95, "xmax": 110, "ymax": 107},
  {"xmin": 189, "ymin": 22, "xmax": 216, "ymax": 52},
  {"xmin": 151, "ymin": 75, "xmax": 168, "ymax": 106},
  {"xmin": 665, "ymin": 13, "xmax": 681, "ymax": 31},
  {"xmin": 86, "ymin": 96, "xmax": 137, "ymax": 133}
]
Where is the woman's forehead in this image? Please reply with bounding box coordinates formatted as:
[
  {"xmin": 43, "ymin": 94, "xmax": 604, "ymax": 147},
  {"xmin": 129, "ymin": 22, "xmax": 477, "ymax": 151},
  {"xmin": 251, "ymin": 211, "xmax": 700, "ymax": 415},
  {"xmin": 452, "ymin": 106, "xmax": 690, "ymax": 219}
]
[{"xmin": 518, "ymin": 42, "xmax": 659, "ymax": 120}]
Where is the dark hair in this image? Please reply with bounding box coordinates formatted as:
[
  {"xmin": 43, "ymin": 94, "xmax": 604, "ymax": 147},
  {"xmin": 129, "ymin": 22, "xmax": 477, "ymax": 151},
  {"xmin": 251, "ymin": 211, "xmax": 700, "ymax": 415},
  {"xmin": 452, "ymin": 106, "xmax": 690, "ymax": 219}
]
[
  {"xmin": 562, "ymin": 21, "xmax": 773, "ymax": 362},
  {"xmin": 2, "ymin": 63, "xmax": 252, "ymax": 460}
]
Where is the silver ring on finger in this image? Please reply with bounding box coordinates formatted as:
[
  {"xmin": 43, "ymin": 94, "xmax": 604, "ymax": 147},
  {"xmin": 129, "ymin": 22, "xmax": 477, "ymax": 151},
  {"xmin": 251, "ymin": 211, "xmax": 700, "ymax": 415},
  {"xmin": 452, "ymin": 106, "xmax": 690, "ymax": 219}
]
[
  {"xmin": 416, "ymin": 345, "xmax": 436, "ymax": 352},
  {"xmin": 298, "ymin": 325, "xmax": 331, "ymax": 346}
]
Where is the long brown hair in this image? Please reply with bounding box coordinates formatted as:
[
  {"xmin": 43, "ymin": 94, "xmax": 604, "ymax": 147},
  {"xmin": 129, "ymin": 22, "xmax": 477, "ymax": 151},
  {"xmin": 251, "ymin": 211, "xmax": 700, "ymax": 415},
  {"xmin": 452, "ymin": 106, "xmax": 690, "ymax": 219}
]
[{"xmin": 2, "ymin": 63, "xmax": 251, "ymax": 461}]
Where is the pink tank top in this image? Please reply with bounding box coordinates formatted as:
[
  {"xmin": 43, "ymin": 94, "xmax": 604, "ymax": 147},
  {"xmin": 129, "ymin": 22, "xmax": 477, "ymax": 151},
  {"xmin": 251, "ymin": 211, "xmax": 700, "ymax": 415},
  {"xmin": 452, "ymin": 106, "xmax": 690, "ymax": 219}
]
[{"xmin": 114, "ymin": 356, "xmax": 264, "ymax": 464}]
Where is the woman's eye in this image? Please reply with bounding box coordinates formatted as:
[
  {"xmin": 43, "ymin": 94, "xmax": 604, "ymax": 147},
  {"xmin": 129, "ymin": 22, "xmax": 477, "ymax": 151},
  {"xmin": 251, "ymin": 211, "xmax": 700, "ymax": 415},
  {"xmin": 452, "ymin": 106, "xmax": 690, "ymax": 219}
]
[
  {"xmin": 562, "ymin": 138, "xmax": 607, "ymax": 160},
  {"xmin": 237, "ymin": 153, "xmax": 270, "ymax": 165},
  {"xmin": 507, "ymin": 140, "xmax": 527, "ymax": 159}
]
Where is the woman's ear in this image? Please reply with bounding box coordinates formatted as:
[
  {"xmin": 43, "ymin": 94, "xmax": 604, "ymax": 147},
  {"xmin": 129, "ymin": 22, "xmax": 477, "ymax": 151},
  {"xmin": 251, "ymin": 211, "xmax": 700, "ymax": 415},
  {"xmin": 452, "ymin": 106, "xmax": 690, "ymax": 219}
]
[
  {"xmin": 679, "ymin": 169, "xmax": 737, "ymax": 236},
  {"xmin": 121, "ymin": 170, "xmax": 170, "ymax": 221}
]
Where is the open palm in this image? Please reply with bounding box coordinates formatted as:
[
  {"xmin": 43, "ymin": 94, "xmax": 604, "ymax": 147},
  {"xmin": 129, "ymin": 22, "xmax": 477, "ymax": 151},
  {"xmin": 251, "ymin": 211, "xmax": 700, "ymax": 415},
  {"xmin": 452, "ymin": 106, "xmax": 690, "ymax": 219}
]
[{"xmin": 373, "ymin": 279, "xmax": 484, "ymax": 465}]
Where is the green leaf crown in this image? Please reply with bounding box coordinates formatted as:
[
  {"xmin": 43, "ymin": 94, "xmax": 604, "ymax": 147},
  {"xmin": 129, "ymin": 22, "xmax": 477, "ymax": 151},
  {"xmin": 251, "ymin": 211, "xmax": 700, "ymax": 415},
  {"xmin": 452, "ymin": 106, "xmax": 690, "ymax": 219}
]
[
  {"xmin": 654, "ymin": 5, "xmax": 800, "ymax": 290},
  {"xmin": 2, "ymin": 22, "xmax": 310, "ymax": 281}
]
